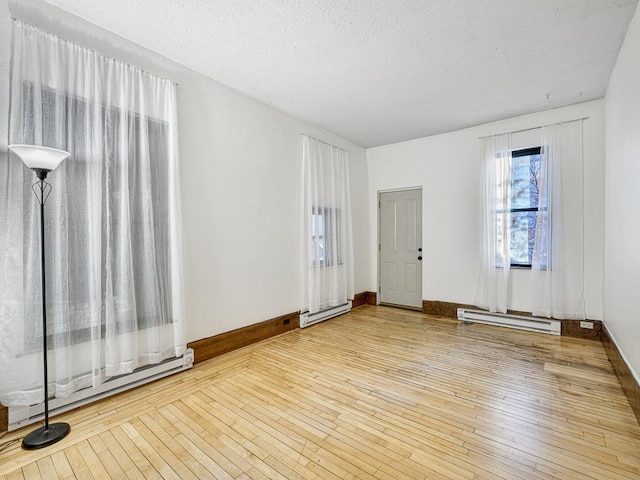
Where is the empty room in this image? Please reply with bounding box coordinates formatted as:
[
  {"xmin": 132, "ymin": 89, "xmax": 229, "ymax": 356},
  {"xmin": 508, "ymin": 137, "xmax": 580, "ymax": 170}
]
[{"xmin": 1, "ymin": 0, "xmax": 639, "ymax": 478}]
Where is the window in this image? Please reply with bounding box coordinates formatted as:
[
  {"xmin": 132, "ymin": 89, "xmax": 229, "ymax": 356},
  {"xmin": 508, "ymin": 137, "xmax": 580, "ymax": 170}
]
[
  {"xmin": 311, "ymin": 207, "xmax": 341, "ymax": 267},
  {"xmin": 2, "ymin": 21, "xmax": 184, "ymax": 406},
  {"xmin": 501, "ymin": 146, "xmax": 547, "ymax": 268},
  {"xmin": 22, "ymin": 82, "xmax": 173, "ymax": 349}
]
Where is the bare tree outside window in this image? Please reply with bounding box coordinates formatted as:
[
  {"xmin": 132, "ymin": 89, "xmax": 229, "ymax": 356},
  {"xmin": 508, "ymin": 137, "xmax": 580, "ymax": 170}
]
[{"xmin": 506, "ymin": 147, "xmax": 546, "ymax": 268}]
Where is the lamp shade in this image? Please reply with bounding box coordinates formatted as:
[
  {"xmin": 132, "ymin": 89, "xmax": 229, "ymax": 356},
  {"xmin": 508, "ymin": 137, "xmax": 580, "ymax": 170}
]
[{"xmin": 8, "ymin": 144, "xmax": 70, "ymax": 171}]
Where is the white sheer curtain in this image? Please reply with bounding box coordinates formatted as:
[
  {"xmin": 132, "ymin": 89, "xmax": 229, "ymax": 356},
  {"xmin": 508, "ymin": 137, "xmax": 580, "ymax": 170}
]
[
  {"xmin": 474, "ymin": 133, "xmax": 512, "ymax": 313},
  {"xmin": 299, "ymin": 135, "xmax": 354, "ymax": 314},
  {"xmin": 531, "ymin": 121, "xmax": 585, "ymax": 319},
  {"xmin": 0, "ymin": 21, "xmax": 185, "ymax": 407}
]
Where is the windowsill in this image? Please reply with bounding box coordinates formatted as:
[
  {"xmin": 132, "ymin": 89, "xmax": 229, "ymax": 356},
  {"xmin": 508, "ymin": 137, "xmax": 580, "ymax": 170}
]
[
  {"xmin": 495, "ymin": 265, "xmax": 550, "ymax": 271},
  {"xmin": 311, "ymin": 262, "xmax": 344, "ymax": 269}
]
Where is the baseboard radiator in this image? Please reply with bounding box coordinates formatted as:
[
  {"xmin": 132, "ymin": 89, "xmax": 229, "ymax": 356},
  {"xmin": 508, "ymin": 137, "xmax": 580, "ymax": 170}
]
[
  {"xmin": 300, "ymin": 301, "xmax": 352, "ymax": 328},
  {"xmin": 457, "ymin": 308, "xmax": 561, "ymax": 335},
  {"xmin": 8, "ymin": 348, "xmax": 194, "ymax": 431}
]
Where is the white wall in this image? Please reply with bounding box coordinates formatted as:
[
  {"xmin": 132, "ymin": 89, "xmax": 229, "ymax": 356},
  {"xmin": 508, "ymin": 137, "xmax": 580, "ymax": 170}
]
[
  {"xmin": 604, "ymin": 4, "xmax": 640, "ymax": 382},
  {"xmin": 0, "ymin": 0, "xmax": 371, "ymax": 343},
  {"xmin": 367, "ymin": 100, "xmax": 605, "ymax": 319}
]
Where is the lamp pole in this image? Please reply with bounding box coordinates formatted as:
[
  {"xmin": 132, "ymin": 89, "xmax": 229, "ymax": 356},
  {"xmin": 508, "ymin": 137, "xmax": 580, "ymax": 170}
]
[
  {"xmin": 35, "ymin": 169, "xmax": 52, "ymax": 432},
  {"xmin": 8, "ymin": 145, "xmax": 71, "ymax": 450}
]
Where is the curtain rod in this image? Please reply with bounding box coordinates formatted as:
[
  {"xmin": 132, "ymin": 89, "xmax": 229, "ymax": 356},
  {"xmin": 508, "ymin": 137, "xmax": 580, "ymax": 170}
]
[
  {"xmin": 10, "ymin": 17, "xmax": 179, "ymax": 87},
  {"xmin": 478, "ymin": 116, "xmax": 589, "ymax": 139},
  {"xmin": 301, "ymin": 134, "xmax": 349, "ymax": 153}
]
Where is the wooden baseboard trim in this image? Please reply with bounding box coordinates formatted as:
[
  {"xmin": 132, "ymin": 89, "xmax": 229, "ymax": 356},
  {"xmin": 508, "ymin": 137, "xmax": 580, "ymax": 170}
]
[
  {"xmin": 422, "ymin": 300, "xmax": 602, "ymax": 340},
  {"xmin": 0, "ymin": 404, "xmax": 6, "ymax": 433},
  {"xmin": 187, "ymin": 311, "xmax": 300, "ymax": 364},
  {"xmin": 365, "ymin": 291, "xmax": 377, "ymax": 305},
  {"xmin": 352, "ymin": 292, "xmax": 367, "ymax": 308},
  {"xmin": 422, "ymin": 300, "xmax": 476, "ymax": 319},
  {"xmin": 561, "ymin": 319, "xmax": 602, "ymax": 341},
  {"xmin": 602, "ymin": 325, "xmax": 640, "ymax": 425},
  {"xmin": 353, "ymin": 291, "xmax": 377, "ymax": 308}
]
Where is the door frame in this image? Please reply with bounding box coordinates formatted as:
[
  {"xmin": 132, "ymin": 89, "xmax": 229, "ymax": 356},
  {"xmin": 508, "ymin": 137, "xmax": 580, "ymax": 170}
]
[{"xmin": 377, "ymin": 186, "xmax": 423, "ymax": 308}]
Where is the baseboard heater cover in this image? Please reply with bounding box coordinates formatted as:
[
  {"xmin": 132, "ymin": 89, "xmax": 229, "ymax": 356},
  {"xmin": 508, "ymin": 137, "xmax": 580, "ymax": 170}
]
[
  {"xmin": 300, "ymin": 301, "xmax": 352, "ymax": 328},
  {"xmin": 8, "ymin": 348, "xmax": 194, "ymax": 431},
  {"xmin": 457, "ymin": 308, "xmax": 561, "ymax": 335}
]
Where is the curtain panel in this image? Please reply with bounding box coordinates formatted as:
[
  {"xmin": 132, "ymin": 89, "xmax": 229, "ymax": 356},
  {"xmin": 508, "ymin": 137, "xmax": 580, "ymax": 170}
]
[
  {"xmin": 299, "ymin": 135, "xmax": 354, "ymax": 314},
  {"xmin": 0, "ymin": 22, "xmax": 185, "ymax": 407},
  {"xmin": 474, "ymin": 133, "xmax": 512, "ymax": 313},
  {"xmin": 531, "ymin": 121, "xmax": 586, "ymax": 319}
]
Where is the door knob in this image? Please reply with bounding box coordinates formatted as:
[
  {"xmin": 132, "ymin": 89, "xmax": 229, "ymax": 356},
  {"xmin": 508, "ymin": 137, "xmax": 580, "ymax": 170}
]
[{"xmin": 417, "ymin": 256, "xmax": 422, "ymax": 261}]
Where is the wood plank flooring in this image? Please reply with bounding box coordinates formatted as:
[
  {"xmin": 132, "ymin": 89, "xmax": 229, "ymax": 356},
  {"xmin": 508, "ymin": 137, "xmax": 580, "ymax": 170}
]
[{"xmin": 1, "ymin": 305, "xmax": 639, "ymax": 479}]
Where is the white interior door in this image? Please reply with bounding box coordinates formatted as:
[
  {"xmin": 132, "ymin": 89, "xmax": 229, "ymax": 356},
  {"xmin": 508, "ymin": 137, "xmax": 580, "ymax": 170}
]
[{"xmin": 379, "ymin": 189, "xmax": 422, "ymax": 309}]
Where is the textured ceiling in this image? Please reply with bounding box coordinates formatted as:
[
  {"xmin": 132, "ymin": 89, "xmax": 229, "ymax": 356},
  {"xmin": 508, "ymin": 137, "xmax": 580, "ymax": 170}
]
[{"xmin": 43, "ymin": 0, "xmax": 638, "ymax": 147}]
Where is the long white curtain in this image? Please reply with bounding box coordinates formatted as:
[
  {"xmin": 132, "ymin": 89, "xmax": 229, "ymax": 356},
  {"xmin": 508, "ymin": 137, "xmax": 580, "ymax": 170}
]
[
  {"xmin": 0, "ymin": 22, "xmax": 185, "ymax": 407},
  {"xmin": 474, "ymin": 133, "xmax": 512, "ymax": 313},
  {"xmin": 299, "ymin": 135, "xmax": 354, "ymax": 314},
  {"xmin": 531, "ymin": 121, "xmax": 585, "ymax": 319}
]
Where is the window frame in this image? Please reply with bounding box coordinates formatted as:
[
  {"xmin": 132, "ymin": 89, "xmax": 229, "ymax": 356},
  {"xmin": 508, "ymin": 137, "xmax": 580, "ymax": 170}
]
[{"xmin": 500, "ymin": 146, "xmax": 547, "ymax": 269}]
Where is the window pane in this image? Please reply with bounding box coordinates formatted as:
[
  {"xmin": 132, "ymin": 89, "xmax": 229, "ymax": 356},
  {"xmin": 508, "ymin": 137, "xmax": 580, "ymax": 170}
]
[
  {"xmin": 310, "ymin": 207, "xmax": 341, "ymax": 267},
  {"xmin": 311, "ymin": 237, "xmax": 325, "ymax": 263},
  {"xmin": 311, "ymin": 213, "xmax": 323, "ymax": 236},
  {"xmin": 510, "ymin": 153, "xmax": 541, "ymax": 209},
  {"xmin": 510, "ymin": 211, "xmax": 537, "ymax": 265}
]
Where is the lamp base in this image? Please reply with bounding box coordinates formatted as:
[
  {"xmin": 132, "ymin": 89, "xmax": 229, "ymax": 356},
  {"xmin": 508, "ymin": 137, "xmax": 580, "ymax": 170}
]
[{"xmin": 22, "ymin": 422, "xmax": 70, "ymax": 450}]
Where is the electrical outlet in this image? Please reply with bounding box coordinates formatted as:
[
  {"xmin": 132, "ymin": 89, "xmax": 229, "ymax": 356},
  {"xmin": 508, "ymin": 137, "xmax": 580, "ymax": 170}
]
[
  {"xmin": 283, "ymin": 318, "xmax": 291, "ymax": 325},
  {"xmin": 580, "ymin": 321, "xmax": 594, "ymax": 329}
]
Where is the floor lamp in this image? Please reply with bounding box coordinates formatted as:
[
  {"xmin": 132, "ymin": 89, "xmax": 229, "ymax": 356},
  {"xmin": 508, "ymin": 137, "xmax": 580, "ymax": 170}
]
[{"xmin": 8, "ymin": 144, "xmax": 71, "ymax": 450}]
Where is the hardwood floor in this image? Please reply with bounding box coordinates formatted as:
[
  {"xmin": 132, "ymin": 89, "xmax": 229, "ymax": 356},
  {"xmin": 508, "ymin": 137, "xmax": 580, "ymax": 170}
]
[{"xmin": 1, "ymin": 305, "xmax": 639, "ymax": 479}]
